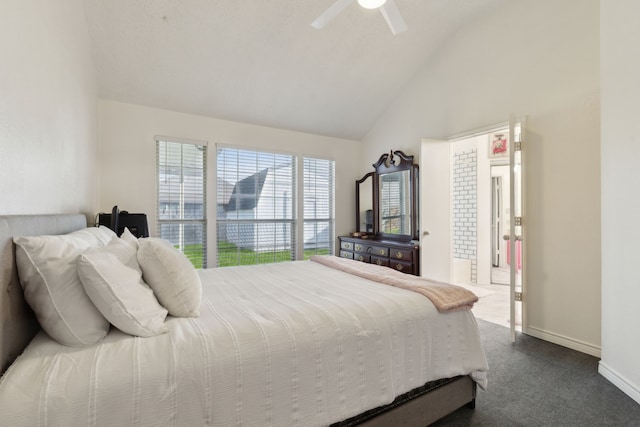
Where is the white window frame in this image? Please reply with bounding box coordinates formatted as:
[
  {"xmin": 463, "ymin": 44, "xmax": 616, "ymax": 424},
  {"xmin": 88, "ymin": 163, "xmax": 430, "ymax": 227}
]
[
  {"xmin": 299, "ymin": 156, "xmax": 335, "ymax": 260},
  {"xmin": 215, "ymin": 144, "xmax": 335, "ymax": 267},
  {"xmin": 156, "ymin": 136, "xmax": 208, "ymax": 268}
]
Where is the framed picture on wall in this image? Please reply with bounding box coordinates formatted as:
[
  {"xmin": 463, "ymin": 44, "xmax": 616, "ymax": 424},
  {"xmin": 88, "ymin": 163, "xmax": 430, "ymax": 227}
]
[{"xmin": 489, "ymin": 131, "xmax": 509, "ymax": 158}]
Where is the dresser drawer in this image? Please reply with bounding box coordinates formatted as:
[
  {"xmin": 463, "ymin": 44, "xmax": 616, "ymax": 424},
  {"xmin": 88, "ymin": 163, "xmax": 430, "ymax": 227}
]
[
  {"xmin": 371, "ymin": 256, "xmax": 389, "ymax": 267},
  {"xmin": 354, "ymin": 253, "xmax": 370, "ymax": 263},
  {"xmin": 353, "ymin": 242, "xmax": 371, "ymax": 253},
  {"xmin": 390, "ymin": 259, "xmax": 413, "ymax": 274},
  {"xmin": 340, "ymin": 250, "xmax": 354, "ymax": 259},
  {"xmin": 340, "ymin": 241, "xmax": 354, "ymax": 251},
  {"xmin": 371, "ymin": 246, "xmax": 389, "ymax": 257},
  {"xmin": 390, "ymin": 248, "xmax": 413, "ymax": 261}
]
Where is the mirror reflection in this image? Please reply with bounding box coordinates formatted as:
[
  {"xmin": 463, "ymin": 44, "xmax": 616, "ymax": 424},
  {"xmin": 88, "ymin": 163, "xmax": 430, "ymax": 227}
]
[
  {"xmin": 357, "ymin": 174, "xmax": 374, "ymax": 233},
  {"xmin": 379, "ymin": 171, "xmax": 411, "ymax": 235}
]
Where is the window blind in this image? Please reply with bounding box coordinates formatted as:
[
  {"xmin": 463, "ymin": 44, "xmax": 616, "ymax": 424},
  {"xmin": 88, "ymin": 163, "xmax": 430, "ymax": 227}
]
[
  {"xmin": 156, "ymin": 139, "xmax": 207, "ymax": 268},
  {"xmin": 216, "ymin": 147, "xmax": 296, "ymax": 267},
  {"xmin": 303, "ymin": 157, "xmax": 335, "ymax": 258}
]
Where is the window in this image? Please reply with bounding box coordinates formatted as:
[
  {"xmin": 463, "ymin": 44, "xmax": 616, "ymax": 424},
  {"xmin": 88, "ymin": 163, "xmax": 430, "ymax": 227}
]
[
  {"xmin": 303, "ymin": 157, "xmax": 334, "ymax": 258},
  {"xmin": 156, "ymin": 138, "xmax": 207, "ymax": 268},
  {"xmin": 216, "ymin": 146, "xmax": 334, "ymax": 267},
  {"xmin": 216, "ymin": 147, "xmax": 295, "ymax": 266}
]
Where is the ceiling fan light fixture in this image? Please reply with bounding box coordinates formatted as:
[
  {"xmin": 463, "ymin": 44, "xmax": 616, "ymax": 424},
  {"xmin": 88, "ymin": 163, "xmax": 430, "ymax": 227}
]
[{"xmin": 357, "ymin": 0, "xmax": 387, "ymax": 10}]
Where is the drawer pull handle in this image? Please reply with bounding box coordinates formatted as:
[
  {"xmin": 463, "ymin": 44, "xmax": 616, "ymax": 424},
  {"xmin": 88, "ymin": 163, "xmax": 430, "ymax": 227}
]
[
  {"xmin": 358, "ymin": 255, "xmax": 364, "ymax": 261},
  {"xmin": 376, "ymin": 259, "xmax": 382, "ymax": 266},
  {"xmin": 367, "ymin": 247, "xmax": 372, "ymax": 253},
  {"xmin": 396, "ymin": 251, "xmax": 403, "ymax": 259},
  {"xmin": 379, "ymin": 249, "xmax": 385, "ymax": 255},
  {"xmin": 355, "ymin": 245, "xmax": 362, "ymax": 251},
  {"xmin": 395, "ymin": 264, "xmax": 404, "ymax": 271}
]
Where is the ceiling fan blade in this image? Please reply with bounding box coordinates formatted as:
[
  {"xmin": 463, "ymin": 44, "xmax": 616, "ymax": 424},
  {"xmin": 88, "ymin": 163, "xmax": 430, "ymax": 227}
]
[
  {"xmin": 379, "ymin": 0, "xmax": 408, "ymax": 35},
  {"xmin": 311, "ymin": 0, "xmax": 355, "ymax": 29}
]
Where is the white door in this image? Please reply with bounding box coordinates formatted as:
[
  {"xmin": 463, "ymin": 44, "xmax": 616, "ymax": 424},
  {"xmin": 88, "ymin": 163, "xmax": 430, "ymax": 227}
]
[
  {"xmin": 420, "ymin": 139, "xmax": 451, "ymax": 282},
  {"xmin": 509, "ymin": 116, "xmax": 525, "ymax": 342}
]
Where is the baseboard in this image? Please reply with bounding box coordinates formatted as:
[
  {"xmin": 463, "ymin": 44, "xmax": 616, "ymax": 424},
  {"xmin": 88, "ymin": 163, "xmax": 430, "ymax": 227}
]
[
  {"xmin": 524, "ymin": 326, "xmax": 601, "ymax": 357},
  {"xmin": 599, "ymin": 362, "xmax": 640, "ymax": 405}
]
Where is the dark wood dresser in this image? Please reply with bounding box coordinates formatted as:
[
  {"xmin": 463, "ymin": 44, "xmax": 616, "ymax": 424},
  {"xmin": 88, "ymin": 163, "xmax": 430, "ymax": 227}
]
[{"xmin": 338, "ymin": 236, "xmax": 420, "ymax": 276}]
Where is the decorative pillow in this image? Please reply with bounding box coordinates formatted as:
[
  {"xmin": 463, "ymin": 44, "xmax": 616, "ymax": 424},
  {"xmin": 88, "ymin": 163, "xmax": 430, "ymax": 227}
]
[
  {"xmin": 137, "ymin": 237, "xmax": 202, "ymax": 317},
  {"xmin": 120, "ymin": 227, "xmax": 139, "ymax": 246},
  {"xmin": 13, "ymin": 226, "xmax": 117, "ymax": 346},
  {"xmin": 78, "ymin": 238, "xmax": 169, "ymax": 337}
]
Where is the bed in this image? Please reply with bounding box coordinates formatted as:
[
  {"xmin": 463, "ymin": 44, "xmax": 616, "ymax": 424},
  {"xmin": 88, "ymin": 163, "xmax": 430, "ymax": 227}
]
[{"xmin": 0, "ymin": 214, "xmax": 488, "ymax": 426}]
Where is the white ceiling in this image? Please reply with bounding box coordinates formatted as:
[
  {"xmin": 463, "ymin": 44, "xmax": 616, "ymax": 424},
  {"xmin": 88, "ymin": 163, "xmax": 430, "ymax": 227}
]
[{"xmin": 83, "ymin": 0, "xmax": 505, "ymax": 140}]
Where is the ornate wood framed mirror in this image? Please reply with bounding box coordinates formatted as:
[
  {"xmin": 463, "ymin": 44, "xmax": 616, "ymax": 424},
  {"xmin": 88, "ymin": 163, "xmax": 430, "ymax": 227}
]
[
  {"xmin": 372, "ymin": 150, "xmax": 419, "ymax": 241},
  {"xmin": 344, "ymin": 151, "xmax": 420, "ymax": 275}
]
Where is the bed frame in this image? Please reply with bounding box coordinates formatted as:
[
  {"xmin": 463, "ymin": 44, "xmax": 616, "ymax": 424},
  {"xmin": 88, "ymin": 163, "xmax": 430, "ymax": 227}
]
[{"xmin": 0, "ymin": 214, "xmax": 476, "ymax": 426}]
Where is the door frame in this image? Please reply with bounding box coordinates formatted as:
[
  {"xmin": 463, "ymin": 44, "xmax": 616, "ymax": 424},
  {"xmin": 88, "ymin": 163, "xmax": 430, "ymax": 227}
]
[
  {"xmin": 508, "ymin": 115, "xmax": 526, "ymax": 341},
  {"xmin": 423, "ymin": 119, "xmax": 526, "ymax": 339}
]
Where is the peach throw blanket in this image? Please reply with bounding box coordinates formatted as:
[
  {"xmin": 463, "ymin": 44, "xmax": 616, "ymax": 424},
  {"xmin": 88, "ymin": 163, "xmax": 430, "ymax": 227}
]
[{"xmin": 310, "ymin": 255, "xmax": 478, "ymax": 312}]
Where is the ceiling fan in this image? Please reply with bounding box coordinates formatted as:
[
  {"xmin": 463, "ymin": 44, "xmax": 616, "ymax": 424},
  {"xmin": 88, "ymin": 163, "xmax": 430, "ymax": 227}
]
[{"xmin": 311, "ymin": 0, "xmax": 408, "ymax": 35}]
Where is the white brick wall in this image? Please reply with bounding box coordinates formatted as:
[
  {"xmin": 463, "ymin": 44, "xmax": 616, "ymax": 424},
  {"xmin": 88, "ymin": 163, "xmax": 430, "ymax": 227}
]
[{"xmin": 452, "ymin": 149, "xmax": 477, "ymax": 281}]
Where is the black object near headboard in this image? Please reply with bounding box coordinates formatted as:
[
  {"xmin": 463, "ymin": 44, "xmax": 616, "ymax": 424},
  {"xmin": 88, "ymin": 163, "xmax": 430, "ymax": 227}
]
[{"xmin": 97, "ymin": 205, "xmax": 149, "ymax": 238}]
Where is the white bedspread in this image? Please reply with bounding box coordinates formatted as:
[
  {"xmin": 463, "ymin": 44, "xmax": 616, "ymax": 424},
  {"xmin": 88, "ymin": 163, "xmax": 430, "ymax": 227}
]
[{"xmin": 0, "ymin": 260, "xmax": 488, "ymax": 427}]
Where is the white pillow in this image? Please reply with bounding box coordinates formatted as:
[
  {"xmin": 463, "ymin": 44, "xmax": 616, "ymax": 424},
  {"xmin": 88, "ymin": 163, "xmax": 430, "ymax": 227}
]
[
  {"xmin": 78, "ymin": 238, "xmax": 169, "ymax": 337},
  {"xmin": 13, "ymin": 226, "xmax": 116, "ymax": 346},
  {"xmin": 120, "ymin": 227, "xmax": 139, "ymax": 246},
  {"xmin": 137, "ymin": 238, "xmax": 202, "ymax": 317}
]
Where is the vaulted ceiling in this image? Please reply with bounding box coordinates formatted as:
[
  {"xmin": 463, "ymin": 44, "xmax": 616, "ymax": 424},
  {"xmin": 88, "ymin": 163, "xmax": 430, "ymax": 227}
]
[{"xmin": 83, "ymin": 0, "xmax": 506, "ymax": 140}]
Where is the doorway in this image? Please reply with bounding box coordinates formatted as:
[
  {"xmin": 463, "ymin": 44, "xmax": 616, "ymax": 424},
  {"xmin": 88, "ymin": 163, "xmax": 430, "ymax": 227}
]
[
  {"xmin": 421, "ymin": 120, "xmax": 524, "ymax": 336},
  {"xmin": 446, "ymin": 126, "xmax": 519, "ymax": 331}
]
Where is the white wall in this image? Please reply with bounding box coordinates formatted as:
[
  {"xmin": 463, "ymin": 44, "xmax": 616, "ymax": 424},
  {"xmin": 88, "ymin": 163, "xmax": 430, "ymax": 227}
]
[
  {"xmin": 0, "ymin": 0, "xmax": 99, "ymax": 216},
  {"xmin": 98, "ymin": 100, "xmax": 361, "ymax": 261},
  {"xmin": 600, "ymin": 0, "xmax": 640, "ymax": 404},
  {"xmin": 363, "ymin": 0, "xmax": 601, "ymax": 355}
]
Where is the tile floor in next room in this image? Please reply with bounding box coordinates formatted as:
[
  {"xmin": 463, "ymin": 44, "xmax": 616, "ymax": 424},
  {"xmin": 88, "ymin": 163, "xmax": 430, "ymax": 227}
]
[{"xmin": 458, "ymin": 268, "xmax": 513, "ymax": 330}]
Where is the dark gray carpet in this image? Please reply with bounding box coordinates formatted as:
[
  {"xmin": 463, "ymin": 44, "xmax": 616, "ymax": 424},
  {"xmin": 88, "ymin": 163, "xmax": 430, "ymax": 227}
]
[{"xmin": 431, "ymin": 319, "xmax": 640, "ymax": 426}]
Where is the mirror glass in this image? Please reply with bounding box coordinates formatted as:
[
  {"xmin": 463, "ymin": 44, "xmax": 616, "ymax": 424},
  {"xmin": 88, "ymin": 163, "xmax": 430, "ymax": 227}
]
[
  {"xmin": 357, "ymin": 174, "xmax": 374, "ymax": 233},
  {"xmin": 379, "ymin": 170, "xmax": 411, "ymax": 235}
]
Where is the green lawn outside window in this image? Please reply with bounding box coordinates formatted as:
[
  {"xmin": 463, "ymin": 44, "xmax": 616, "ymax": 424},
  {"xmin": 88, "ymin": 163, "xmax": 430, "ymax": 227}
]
[{"xmin": 180, "ymin": 242, "xmax": 330, "ymax": 269}]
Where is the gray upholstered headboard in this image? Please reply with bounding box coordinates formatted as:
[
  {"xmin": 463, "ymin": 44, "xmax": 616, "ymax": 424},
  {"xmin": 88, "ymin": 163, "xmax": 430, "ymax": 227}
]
[{"xmin": 0, "ymin": 214, "xmax": 87, "ymax": 374}]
